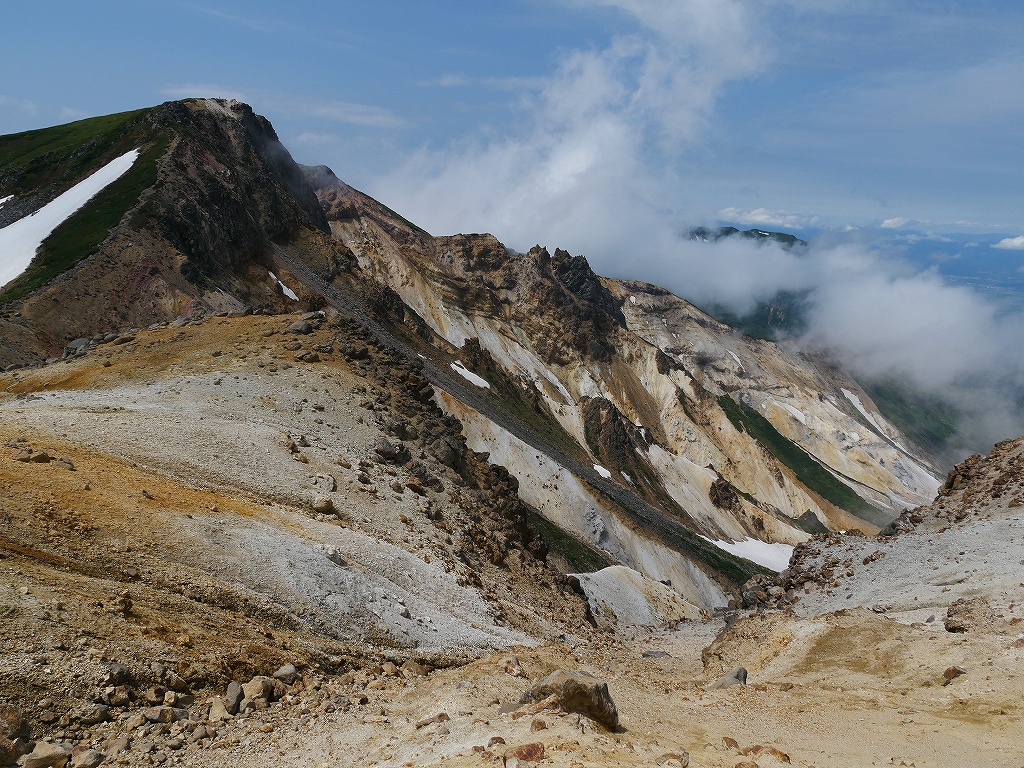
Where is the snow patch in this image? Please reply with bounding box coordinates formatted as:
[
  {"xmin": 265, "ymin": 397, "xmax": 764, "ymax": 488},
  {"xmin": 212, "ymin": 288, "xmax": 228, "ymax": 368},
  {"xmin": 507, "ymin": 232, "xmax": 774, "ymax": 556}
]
[
  {"xmin": 593, "ymin": 464, "xmax": 612, "ymax": 479},
  {"xmin": 842, "ymin": 388, "xmax": 906, "ymax": 450},
  {"xmin": 621, "ymin": 471, "xmax": 633, "ymax": 484},
  {"xmin": 268, "ymin": 271, "xmax": 299, "ymax": 301},
  {"xmin": 629, "ymin": 295, "xmax": 637, "ymax": 305},
  {"xmin": 727, "ymin": 350, "xmax": 744, "ymax": 370},
  {"xmin": 0, "ymin": 149, "xmax": 139, "ymax": 288},
  {"xmin": 701, "ymin": 536, "xmax": 794, "ymax": 572},
  {"xmin": 0, "ymin": 195, "xmax": 13, "ymax": 208},
  {"xmin": 773, "ymin": 399, "xmax": 807, "ymax": 425},
  {"xmin": 450, "ymin": 361, "xmax": 490, "ymax": 389}
]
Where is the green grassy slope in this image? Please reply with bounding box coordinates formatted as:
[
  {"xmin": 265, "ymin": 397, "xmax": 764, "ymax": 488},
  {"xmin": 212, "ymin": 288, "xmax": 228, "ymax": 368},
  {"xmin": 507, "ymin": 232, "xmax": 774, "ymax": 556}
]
[{"xmin": 718, "ymin": 394, "xmax": 886, "ymax": 521}]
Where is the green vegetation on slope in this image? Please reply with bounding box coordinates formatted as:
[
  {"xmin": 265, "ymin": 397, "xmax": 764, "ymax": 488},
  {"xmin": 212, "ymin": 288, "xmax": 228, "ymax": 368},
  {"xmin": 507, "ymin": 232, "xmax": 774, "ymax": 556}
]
[
  {"xmin": 0, "ymin": 110, "xmax": 148, "ymax": 191},
  {"xmin": 863, "ymin": 378, "xmax": 960, "ymax": 461},
  {"xmin": 525, "ymin": 510, "xmax": 614, "ymax": 574},
  {"xmin": 0, "ymin": 136, "xmax": 169, "ymax": 305},
  {"xmin": 717, "ymin": 394, "xmax": 883, "ymax": 520},
  {"xmin": 703, "ymin": 289, "xmax": 811, "ymax": 341}
]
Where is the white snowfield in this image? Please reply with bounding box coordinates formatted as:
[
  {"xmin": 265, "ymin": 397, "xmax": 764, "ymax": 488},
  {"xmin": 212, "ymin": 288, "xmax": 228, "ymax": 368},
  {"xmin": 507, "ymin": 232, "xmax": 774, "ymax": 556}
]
[
  {"xmin": 268, "ymin": 271, "xmax": 299, "ymax": 301},
  {"xmin": 450, "ymin": 361, "xmax": 490, "ymax": 389},
  {"xmin": 593, "ymin": 463, "xmax": 612, "ymax": 479},
  {"xmin": 841, "ymin": 387, "xmax": 904, "ymax": 449},
  {"xmin": 701, "ymin": 535, "xmax": 795, "ymax": 572},
  {"xmin": 0, "ymin": 195, "xmax": 13, "ymax": 208},
  {"xmin": 0, "ymin": 149, "xmax": 140, "ymax": 288}
]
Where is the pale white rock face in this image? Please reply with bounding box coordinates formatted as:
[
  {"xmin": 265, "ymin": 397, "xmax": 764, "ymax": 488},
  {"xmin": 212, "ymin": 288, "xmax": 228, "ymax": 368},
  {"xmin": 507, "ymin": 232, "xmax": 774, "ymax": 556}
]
[
  {"xmin": 573, "ymin": 565, "xmax": 705, "ymax": 628},
  {"xmin": 436, "ymin": 390, "xmax": 729, "ymax": 610},
  {"xmin": 0, "ymin": 149, "xmax": 139, "ymax": 288}
]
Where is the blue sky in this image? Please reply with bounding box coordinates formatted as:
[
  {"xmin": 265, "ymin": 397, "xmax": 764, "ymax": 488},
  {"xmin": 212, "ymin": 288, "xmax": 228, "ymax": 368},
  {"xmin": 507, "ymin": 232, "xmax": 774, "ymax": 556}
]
[{"xmin": 3, "ymin": 0, "xmax": 1024, "ymax": 244}]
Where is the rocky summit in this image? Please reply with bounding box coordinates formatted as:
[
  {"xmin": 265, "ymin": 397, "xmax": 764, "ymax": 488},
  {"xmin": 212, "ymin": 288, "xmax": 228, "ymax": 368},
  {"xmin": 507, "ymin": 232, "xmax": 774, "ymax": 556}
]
[{"xmin": 0, "ymin": 100, "xmax": 1021, "ymax": 767}]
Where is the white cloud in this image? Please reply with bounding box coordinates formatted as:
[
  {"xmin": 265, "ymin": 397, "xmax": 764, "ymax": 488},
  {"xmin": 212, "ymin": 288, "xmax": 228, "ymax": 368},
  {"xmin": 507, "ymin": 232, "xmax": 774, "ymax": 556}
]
[
  {"xmin": 718, "ymin": 207, "xmax": 820, "ymax": 229},
  {"xmin": 372, "ymin": 0, "xmax": 769, "ymax": 259},
  {"xmin": 993, "ymin": 235, "xmax": 1024, "ymax": 250},
  {"xmin": 0, "ymin": 94, "xmax": 38, "ymax": 116},
  {"xmin": 161, "ymin": 83, "xmax": 249, "ymax": 102},
  {"xmin": 881, "ymin": 217, "xmax": 909, "ymax": 229}
]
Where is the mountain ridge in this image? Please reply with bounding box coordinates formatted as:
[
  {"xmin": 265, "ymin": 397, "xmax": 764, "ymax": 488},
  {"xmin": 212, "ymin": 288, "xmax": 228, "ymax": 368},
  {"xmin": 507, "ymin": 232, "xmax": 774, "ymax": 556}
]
[{"xmin": 0, "ymin": 99, "xmax": 939, "ymax": 603}]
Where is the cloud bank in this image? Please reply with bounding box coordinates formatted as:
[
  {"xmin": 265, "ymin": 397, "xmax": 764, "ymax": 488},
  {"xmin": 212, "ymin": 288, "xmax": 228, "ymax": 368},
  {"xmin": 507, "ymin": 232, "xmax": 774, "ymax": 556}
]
[{"xmin": 367, "ymin": 0, "xmax": 1024, "ymax": 459}]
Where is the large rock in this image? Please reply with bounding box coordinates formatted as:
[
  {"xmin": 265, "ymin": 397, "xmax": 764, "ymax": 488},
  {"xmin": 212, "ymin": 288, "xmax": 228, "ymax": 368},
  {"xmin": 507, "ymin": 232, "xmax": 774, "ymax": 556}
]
[
  {"xmin": 21, "ymin": 742, "xmax": 70, "ymax": 768},
  {"xmin": 0, "ymin": 705, "xmax": 30, "ymax": 766},
  {"xmin": 519, "ymin": 669, "xmax": 619, "ymax": 729}
]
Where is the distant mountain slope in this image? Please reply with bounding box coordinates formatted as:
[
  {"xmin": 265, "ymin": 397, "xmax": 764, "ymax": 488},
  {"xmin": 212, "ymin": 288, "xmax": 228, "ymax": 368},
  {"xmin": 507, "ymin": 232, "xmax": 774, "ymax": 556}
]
[{"xmin": 0, "ymin": 100, "xmax": 941, "ymax": 607}]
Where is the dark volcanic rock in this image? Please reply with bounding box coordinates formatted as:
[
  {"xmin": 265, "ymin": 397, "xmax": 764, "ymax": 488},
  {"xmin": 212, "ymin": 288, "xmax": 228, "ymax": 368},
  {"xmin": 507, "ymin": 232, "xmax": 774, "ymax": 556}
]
[{"xmin": 519, "ymin": 669, "xmax": 619, "ymax": 730}]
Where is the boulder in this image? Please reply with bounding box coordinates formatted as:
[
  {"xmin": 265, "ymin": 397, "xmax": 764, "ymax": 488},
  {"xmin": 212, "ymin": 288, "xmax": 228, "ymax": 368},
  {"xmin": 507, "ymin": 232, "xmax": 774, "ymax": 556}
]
[
  {"xmin": 519, "ymin": 669, "xmax": 619, "ymax": 729},
  {"xmin": 21, "ymin": 742, "xmax": 70, "ymax": 768},
  {"xmin": 273, "ymin": 664, "xmax": 299, "ymax": 685},
  {"xmin": 69, "ymin": 749, "xmax": 105, "ymax": 768},
  {"xmin": 225, "ymin": 681, "xmax": 243, "ymax": 714},
  {"xmin": 242, "ymin": 676, "xmax": 275, "ymax": 702}
]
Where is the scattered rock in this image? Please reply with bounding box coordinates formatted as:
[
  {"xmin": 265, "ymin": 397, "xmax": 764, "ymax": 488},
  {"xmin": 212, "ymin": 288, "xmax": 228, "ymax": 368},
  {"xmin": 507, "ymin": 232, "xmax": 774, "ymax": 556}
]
[
  {"xmin": 311, "ymin": 497, "xmax": 335, "ymax": 515},
  {"xmin": 944, "ymin": 597, "xmax": 995, "ymax": 632},
  {"xmin": 288, "ymin": 321, "xmax": 313, "ymax": 335},
  {"xmin": 69, "ymin": 749, "xmax": 105, "ymax": 768},
  {"xmin": 943, "ymin": 665, "xmax": 966, "ymax": 685},
  {"xmin": 519, "ymin": 669, "xmax": 619, "ymax": 729},
  {"xmin": 208, "ymin": 697, "xmax": 231, "ymax": 722},
  {"xmin": 415, "ymin": 712, "xmax": 450, "ymax": 729},
  {"xmin": 225, "ymin": 681, "xmax": 244, "ymax": 714},
  {"xmin": 504, "ymin": 742, "xmax": 545, "ymax": 763}
]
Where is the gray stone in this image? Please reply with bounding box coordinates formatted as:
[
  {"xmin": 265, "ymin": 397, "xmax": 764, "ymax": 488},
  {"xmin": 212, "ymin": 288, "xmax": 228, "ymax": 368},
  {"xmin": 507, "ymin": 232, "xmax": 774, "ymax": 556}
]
[
  {"xmin": 142, "ymin": 706, "xmax": 188, "ymax": 724},
  {"xmin": 224, "ymin": 681, "xmax": 243, "ymax": 714},
  {"xmin": 273, "ymin": 664, "xmax": 298, "ymax": 685},
  {"xmin": 288, "ymin": 321, "xmax": 313, "ymax": 335},
  {"xmin": 74, "ymin": 703, "xmax": 111, "ymax": 725},
  {"xmin": 70, "ymin": 748, "xmax": 105, "ymax": 768}
]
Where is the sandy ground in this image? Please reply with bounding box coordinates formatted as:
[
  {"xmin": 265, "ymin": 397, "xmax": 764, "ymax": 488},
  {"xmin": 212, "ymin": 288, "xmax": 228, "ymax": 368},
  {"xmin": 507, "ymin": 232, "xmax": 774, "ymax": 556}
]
[{"xmin": 2, "ymin": 313, "xmax": 1021, "ymax": 768}]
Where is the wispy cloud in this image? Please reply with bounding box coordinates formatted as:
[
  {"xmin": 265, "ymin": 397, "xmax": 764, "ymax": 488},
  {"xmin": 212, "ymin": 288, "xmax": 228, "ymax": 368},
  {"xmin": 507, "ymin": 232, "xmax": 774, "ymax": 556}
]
[
  {"xmin": 160, "ymin": 85, "xmax": 406, "ymax": 129},
  {"xmin": 0, "ymin": 94, "xmax": 39, "ymax": 116},
  {"xmin": 161, "ymin": 83, "xmax": 249, "ymax": 102},
  {"xmin": 719, "ymin": 207, "xmax": 820, "ymax": 229},
  {"xmin": 993, "ymin": 235, "xmax": 1024, "ymax": 250},
  {"xmin": 373, "ymin": 0, "xmax": 769, "ymax": 259}
]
